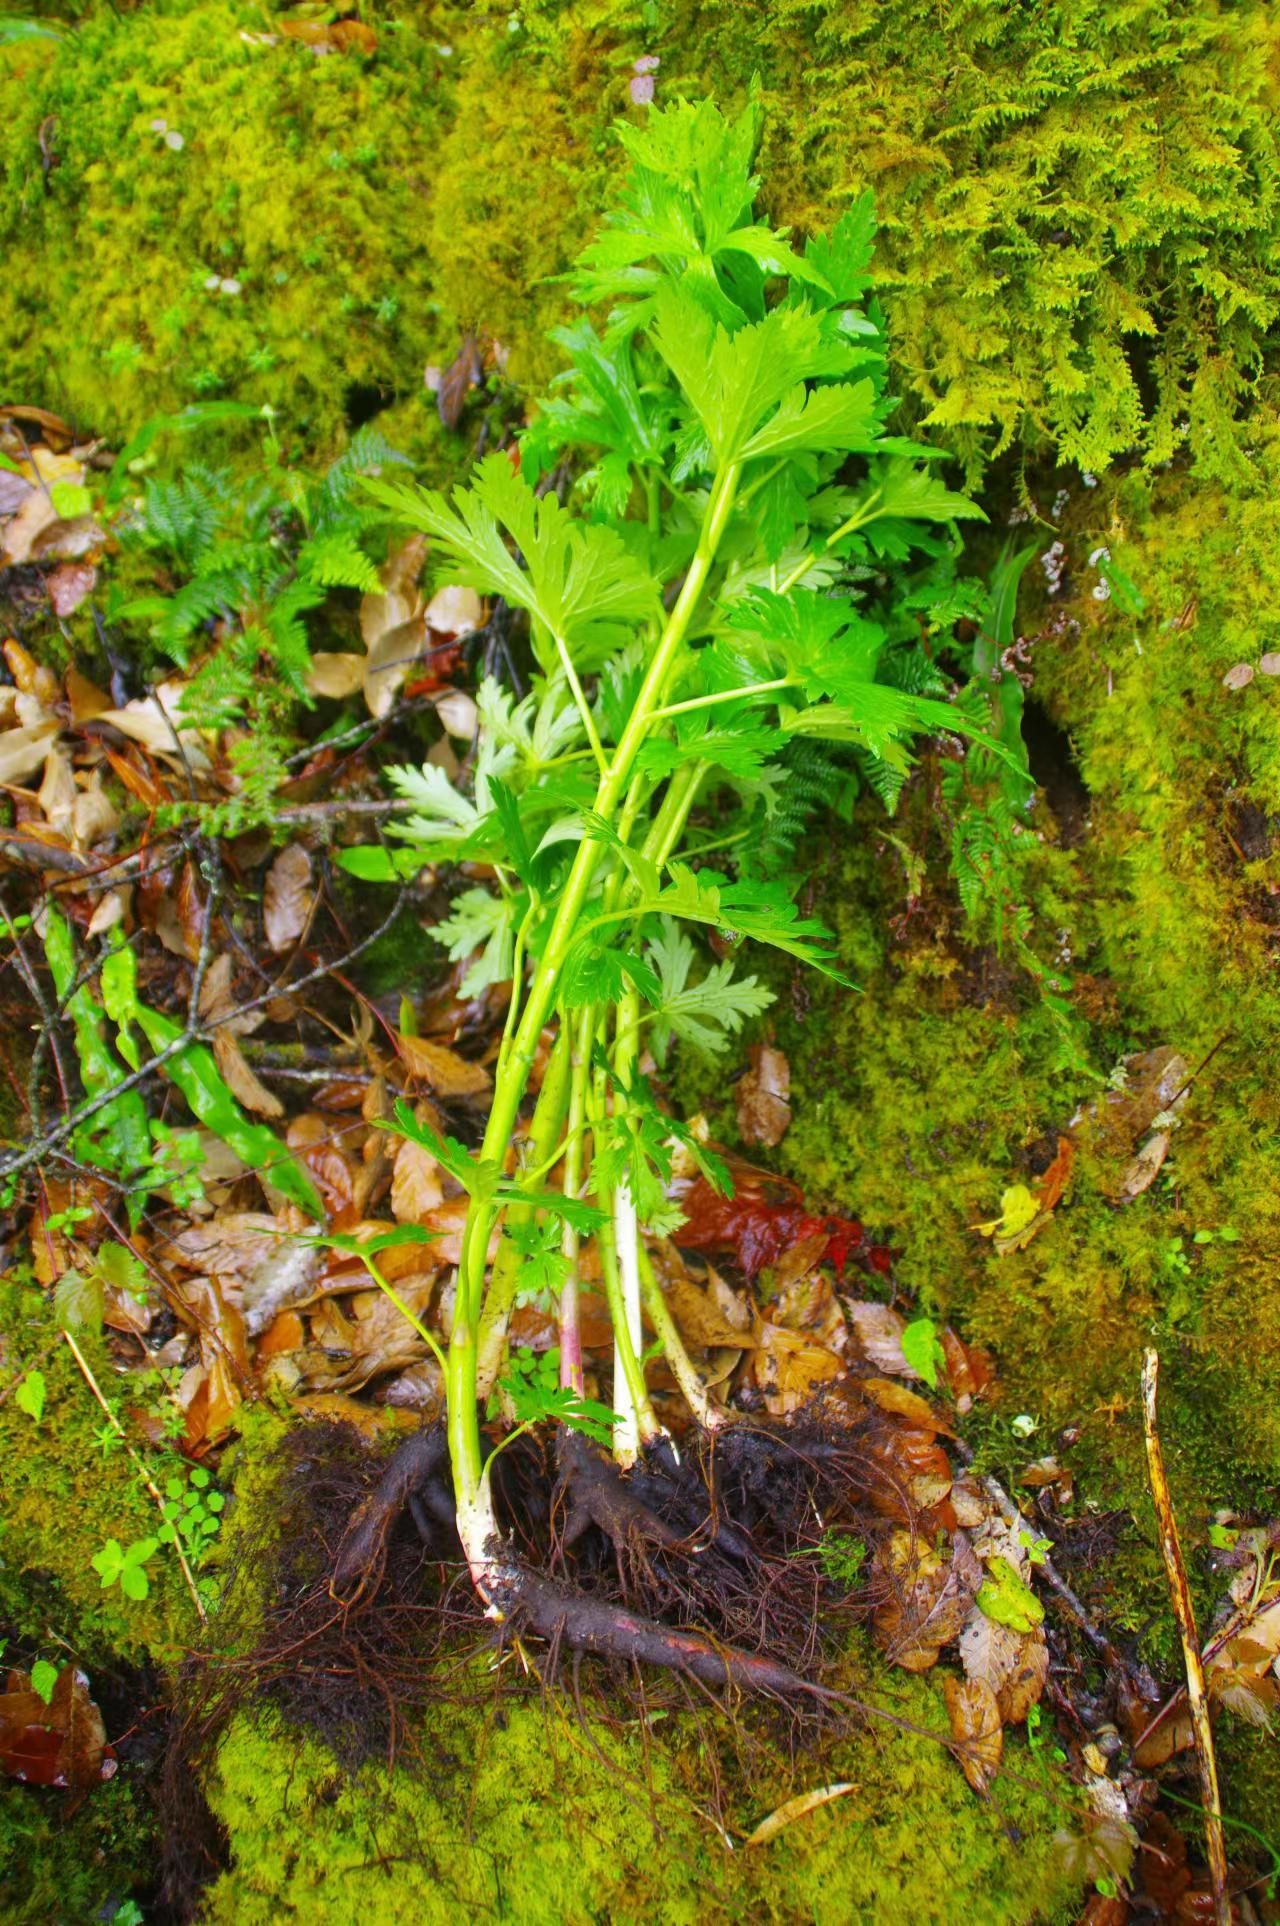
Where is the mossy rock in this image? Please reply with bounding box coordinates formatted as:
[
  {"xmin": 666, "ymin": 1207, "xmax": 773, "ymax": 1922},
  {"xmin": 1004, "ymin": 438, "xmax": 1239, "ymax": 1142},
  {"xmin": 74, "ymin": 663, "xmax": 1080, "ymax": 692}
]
[
  {"xmin": 201, "ymin": 1675, "xmax": 1081, "ymax": 1925},
  {"xmin": 0, "ymin": 1, "xmax": 458, "ymax": 455},
  {"xmin": 5, "ymin": 0, "xmax": 1278, "ymax": 482},
  {"xmin": 0, "ymin": 1279, "xmax": 197, "ymax": 1664}
]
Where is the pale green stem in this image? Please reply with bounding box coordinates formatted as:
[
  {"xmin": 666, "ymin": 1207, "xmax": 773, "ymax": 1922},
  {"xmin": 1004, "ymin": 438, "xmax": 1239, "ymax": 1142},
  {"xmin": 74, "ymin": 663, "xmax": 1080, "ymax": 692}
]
[
  {"xmin": 448, "ymin": 462, "xmax": 742, "ymax": 1517},
  {"xmin": 775, "ymin": 489, "xmax": 884, "ymax": 596},
  {"xmin": 557, "ymin": 1002, "xmax": 594, "ymax": 1396},
  {"xmin": 475, "ymin": 1023, "xmax": 573, "ymax": 1397},
  {"xmin": 651, "ymin": 677, "xmax": 796, "ymax": 721},
  {"xmin": 636, "ymin": 1241, "xmax": 723, "ymax": 1430},
  {"xmin": 552, "ymin": 629, "xmax": 609, "ymax": 777}
]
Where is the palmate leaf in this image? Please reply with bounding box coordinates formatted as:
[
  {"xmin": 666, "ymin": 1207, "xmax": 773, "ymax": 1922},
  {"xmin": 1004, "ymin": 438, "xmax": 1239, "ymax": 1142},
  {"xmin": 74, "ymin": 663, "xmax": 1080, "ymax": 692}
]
[
  {"xmin": 741, "ymin": 377, "xmax": 881, "ymax": 461},
  {"xmin": 651, "ymin": 284, "xmax": 853, "ymax": 464},
  {"xmin": 634, "ymin": 864, "xmax": 846, "ymax": 978},
  {"xmin": 364, "ymin": 455, "xmax": 660, "ymax": 671},
  {"xmin": 804, "ymin": 192, "xmax": 877, "ymax": 303},
  {"xmin": 645, "ymin": 916, "xmax": 774, "ymax": 1062},
  {"xmin": 431, "ymin": 886, "xmax": 519, "ymax": 995}
]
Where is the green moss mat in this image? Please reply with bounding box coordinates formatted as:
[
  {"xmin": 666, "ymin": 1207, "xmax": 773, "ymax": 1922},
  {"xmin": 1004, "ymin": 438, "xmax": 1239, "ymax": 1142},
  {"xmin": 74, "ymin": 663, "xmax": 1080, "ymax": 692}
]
[
  {"xmin": 4, "ymin": 0, "xmax": 1278, "ymax": 480},
  {"xmin": 202, "ymin": 1680, "xmax": 1080, "ymax": 1925}
]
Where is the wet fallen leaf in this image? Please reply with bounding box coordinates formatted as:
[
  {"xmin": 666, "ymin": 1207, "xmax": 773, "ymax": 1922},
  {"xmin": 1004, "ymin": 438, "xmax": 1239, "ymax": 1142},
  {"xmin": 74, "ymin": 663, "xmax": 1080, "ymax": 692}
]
[
  {"xmin": 1036, "ymin": 1135, "xmax": 1074, "ymax": 1211},
  {"xmin": 263, "ymin": 843, "xmax": 314, "ymax": 952},
  {"xmin": 213, "ymin": 1031, "xmax": 284, "ymax": 1120},
  {"xmin": 396, "ymin": 1032, "xmax": 491, "ymax": 1099},
  {"xmin": 943, "ymin": 1675, "xmax": 1003, "ymax": 1794},
  {"xmin": 846, "ymin": 1302, "xmax": 912, "ymax": 1376},
  {"xmin": 748, "ymin": 1319, "xmax": 844, "ymax": 1416},
  {"xmin": 46, "ymin": 561, "xmax": 97, "ymax": 616},
  {"xmin": 306, "ymin": 651, "xmax": 365, "ymax": 699},
  {"xmin": 0, "ymin": 1666, "xmax": 114, "ymax": 1788},
  {"xmin": 959, "ymin": 1602, "xmax": 1049, "ymax": 1721},
  {"xmin": 873, "ymin": 1528, "xmax": 980, "ymax": 1671},
  {"xmin": 391, "ymin": 1134, "xmax": 446, "ymax": 1223},
  {"xmin": 1117, "ymin": 1129, "xmax": 1169, "ymax": 1200},
  {"xmin": 280, "ymin": 16, "xmax": 377, "ymax": 54},
  {"xmin": 0, "ymin": 720, "xmax": 60, "ymax": 784},
  {"xmin": 736, "ymin": 1042, "xmax": 791, "ymax": 1147},
  {"xmin": 437, "ymin": 332, "xmax": 483, "ymax": 430},
  {"xmin": 858, "ymin": 1376, "xmax": 955, "ymax": 1437},
  {"xmin": 745, "ymin": 1781, "xmax": 859, "ymax": 1846},
  {"xmin": 361, "ymin": 535, "xmax": 427, "ymax": 719}
]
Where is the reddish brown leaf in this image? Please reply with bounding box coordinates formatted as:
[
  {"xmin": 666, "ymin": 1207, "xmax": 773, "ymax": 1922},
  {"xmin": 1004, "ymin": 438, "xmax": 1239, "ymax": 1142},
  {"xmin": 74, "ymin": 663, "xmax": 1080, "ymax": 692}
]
[
  {"xmin": 437, "ymin": 332, "xmax": 483, "ymax": 429},
  {"xmin": 46, "ymin": 562, "xmax": 96, "ymax": 617},
  {"xmin": 0, "ymin": 1666, "xmax": 114, "ymax": 1788},
  {"xmin": 1035, "ymin": 1134, "xmax": 1074, "ymax": 1211}
]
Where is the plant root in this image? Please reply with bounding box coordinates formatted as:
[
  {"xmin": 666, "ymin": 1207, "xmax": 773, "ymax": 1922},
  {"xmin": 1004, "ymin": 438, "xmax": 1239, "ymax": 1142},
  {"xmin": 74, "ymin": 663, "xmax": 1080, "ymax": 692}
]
[{"xmin": 331, "ymin": 1425, "xmax": 453, "ymax": 1599}]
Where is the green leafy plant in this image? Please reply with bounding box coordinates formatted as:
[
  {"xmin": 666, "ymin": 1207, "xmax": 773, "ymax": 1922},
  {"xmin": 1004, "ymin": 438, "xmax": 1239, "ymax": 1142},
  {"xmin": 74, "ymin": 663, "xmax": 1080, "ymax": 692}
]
[
  {"xmin": 15, "ymin": 1369, "xmax": 47, "ymax": 1422},
  {"xmin": 348, "ymin": 95, "xmax": 1001, "ymax": 1608},
  {"xmin": 28, "ymin": 1658, "xmax": 58, "ymax": 1705},
  {"xmin": 91, "ymin": 1534, "xmax": 160, "ymax": 1602},
  {"xmin": 158, "ymin": 1464, "xmax": 225, "ymax": 1562},
  {"xmin": 106, "ymin": 410, "xmax": 407, "ymax": 826}
]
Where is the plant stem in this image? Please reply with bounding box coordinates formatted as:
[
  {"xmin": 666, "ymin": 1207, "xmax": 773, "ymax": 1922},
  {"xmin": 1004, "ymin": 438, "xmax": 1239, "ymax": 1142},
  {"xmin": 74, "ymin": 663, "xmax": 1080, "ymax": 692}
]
[
  {"xmin": 1142, "ymin": 1347, "xmax": 1230, "ymax": 1926},
  {"xmin": 447, "ymin": 461, "xmax": 741, "ymax": 1539},
  {"xmin": 475, "ymin": 1024, "xmax": 572, "ymax": 1397},
  {"xmin": 557, "ymin": 1003, "xmax": 594, "ymax": 1396},
  {"xmin": 637, "ymin": 1241, "xmax": 723, "ymax": 1429},
  {"xmin": 61, "ymin": 1330, "xmax": 207, "ymax": 1624}
]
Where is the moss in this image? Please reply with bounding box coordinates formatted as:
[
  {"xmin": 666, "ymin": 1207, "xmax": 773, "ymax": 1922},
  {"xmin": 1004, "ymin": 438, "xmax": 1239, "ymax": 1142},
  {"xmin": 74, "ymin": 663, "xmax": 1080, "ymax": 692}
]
[
  {"xmin": 201, "ymin": 1660, "xmax": 1080, "ymax": 1925},
  {"xmin": 0, "ymin": 1279, "xmax": 196, "ymax": 1664},
  {"xmin": 0, "ymin": 1775, "xmax": 155, "ymax": 1926},
  {"xmin": 5, "ymin": 1, "xmax": 1278, "ymax": 480},
  {"xmin": 0, "ymin": 1, "xmax": 459, "ymax": 455}
]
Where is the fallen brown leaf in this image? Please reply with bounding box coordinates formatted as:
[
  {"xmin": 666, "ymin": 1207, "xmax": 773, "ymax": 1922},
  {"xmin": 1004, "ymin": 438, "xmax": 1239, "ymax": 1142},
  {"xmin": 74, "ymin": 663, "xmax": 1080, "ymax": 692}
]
[
  {"xmin": 396, "ymin": 1032, "xmax": 491, "ymax": 1099},
  {"xmin": 263, "ymin": 842, "xmax": 314, "ymax": 952},
  {"xmin": 943, "ymin": 1674, "xmax": 1003, "ymax": 1794},
  {"xmin": 213, "ymin": 1031, "xmax": 284, "ymax": 1120},
  {"xmin": 0, "ymin": 1666, "xmax": 114, "ymax": 1788},
  {"xmin": 736, "ymin": 1042, "xmax": 791, "ymax": 1147}
]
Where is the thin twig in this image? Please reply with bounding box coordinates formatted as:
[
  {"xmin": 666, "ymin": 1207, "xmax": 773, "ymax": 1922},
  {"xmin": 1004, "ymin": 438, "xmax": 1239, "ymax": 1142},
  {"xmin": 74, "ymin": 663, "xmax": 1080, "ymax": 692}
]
[
  {"xmin": 61, "ymin": 1327, "xmax": 207, "ymax": 1625},
  {"xmin": 1142, "ymin": 1347, "xmax": 1229, "ymax": 1924}
]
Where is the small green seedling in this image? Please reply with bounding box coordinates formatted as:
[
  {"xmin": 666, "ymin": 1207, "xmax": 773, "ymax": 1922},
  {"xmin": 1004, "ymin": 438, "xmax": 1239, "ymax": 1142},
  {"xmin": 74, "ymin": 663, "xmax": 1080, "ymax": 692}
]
[{"xmin": 92, "ymin": 1535, "xmax": 159, "ymax": 1602}]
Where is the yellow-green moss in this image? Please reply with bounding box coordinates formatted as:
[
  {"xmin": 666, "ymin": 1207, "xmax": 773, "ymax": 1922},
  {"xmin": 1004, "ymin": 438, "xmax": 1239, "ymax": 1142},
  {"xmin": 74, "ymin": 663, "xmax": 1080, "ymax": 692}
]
[
  {"xmin": 0, "ymin": 1775, "xmax": 155, "ymax": 1926},
  {"xmin": 0, "ymin": 1279, "xmax": 196, "ymax": 1663},
  {"xmin": 0, "ymin": 2, "xmax": 458, "ymax": 454},
  {"xmin": 5, "ymin": 1, "xmax": 1278, "ymax": 480},
  {"xmin": 202, "ymin": 1667, "xmax": 1080, "ymax": 1926}
]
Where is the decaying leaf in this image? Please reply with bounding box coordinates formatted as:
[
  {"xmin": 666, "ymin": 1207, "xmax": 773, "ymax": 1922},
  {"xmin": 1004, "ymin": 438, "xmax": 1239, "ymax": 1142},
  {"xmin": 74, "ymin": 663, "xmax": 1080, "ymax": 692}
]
[
  {"xmin": 212, "ymin": 1030, "xmax": 285, "ymax": 1120},
  {"xmin": 745, "ymin": 1781, "xmax": 859, "ymax": 1846},
  {"xmin": 396, "ymin": 1032, "xmax": 491, "ymax": 1099},
  {"xmin": 873, "ymin": 1528, "xmax": 980, "ymax": 1671},
  {"xmin": 361, "ymin": 535, "xmax": 427, "ymax": 719},
  {"xmin": 263, "ymin": 843, "xmax": 314, "ymax": 953},
  {"xmin": 391, "ymin": 1135, "xmax": 446, "ymax": 1224},
  {"xmin": 0, "ymin": 1666, "xmax": 114, "ymax": 1788},
  {"xmin": 942, "ymin": 1675, "xmax": 1003, "ymax": 1794},
  {"xmin": 748, "ymin": 1319, "xmax": 844, "ymax": 1416},
  {"xmin": 959, "ymin": 1605, "xmax": 1049, "ymax": 1722},
  {"xmin": 736, "ymin": 1043, "xmax": 791, "ymax": 1147}
]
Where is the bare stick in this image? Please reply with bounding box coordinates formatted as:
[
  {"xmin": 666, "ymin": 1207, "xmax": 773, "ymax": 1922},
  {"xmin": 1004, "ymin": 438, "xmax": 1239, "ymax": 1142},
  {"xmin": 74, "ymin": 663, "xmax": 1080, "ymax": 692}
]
[
  {"xmin": 62, "ymin": 1328, "xmax": 207, "ymax": 1625},
  {"xmin": 1141, "ymin": 1347, "xmax": 1228, "ymax": 1924}
]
